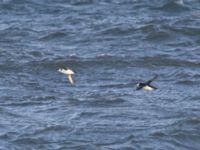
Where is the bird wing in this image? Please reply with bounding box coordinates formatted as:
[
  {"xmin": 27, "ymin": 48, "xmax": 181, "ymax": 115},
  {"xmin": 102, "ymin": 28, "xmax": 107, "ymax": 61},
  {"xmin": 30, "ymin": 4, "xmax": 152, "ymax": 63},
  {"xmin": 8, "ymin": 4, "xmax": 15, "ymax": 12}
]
[
  {"xmin": 145, "ymin": 75, "xmax": 158, "ymax": 85},
  {"xmin": 67, "ymin": 75, "xmax": 74, "ymax": 85}
]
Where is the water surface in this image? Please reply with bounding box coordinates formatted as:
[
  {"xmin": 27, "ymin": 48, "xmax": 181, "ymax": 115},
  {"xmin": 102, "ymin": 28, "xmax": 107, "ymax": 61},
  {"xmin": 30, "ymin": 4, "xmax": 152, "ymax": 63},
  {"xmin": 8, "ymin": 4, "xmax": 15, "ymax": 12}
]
[{"xmin": 0, "ymin": 0, "xmax": 200, "ymax": 149}]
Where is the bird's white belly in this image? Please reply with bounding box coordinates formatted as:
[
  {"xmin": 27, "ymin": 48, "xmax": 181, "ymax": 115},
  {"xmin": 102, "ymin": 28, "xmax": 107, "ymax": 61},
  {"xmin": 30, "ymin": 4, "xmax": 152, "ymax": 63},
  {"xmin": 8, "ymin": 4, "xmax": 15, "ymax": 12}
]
[{"xmin": 143, "ymin": 85, "xmax": 154, "ymax": 91}]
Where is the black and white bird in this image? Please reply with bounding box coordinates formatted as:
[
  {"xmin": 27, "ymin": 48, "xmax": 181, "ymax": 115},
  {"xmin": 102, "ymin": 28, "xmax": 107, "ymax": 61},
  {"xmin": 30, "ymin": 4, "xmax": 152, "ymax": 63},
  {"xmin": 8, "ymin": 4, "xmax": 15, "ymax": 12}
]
[
  {"xmin": 58, "ymin": 67, "xmax": 75, "ymax": 85},
  {"xmin": 136, "ymin": 75, "xmax": 158, "ymax": 91}
]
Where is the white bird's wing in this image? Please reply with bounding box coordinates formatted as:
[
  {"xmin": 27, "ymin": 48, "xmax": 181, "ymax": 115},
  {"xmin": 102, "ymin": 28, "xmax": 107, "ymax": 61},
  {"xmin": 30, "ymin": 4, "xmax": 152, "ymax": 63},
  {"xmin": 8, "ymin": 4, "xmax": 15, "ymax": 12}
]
[{"xmin": 67, "ymin": 75, "xmax": 74, "ymax": 85}]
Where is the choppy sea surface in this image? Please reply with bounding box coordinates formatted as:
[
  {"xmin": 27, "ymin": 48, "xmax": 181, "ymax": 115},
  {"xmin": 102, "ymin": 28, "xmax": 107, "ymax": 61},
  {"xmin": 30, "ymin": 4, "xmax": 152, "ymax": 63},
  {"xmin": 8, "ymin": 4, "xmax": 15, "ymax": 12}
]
[{"xmin": 0, "ymin": 0, "xmax": 200, "ymax": 149}]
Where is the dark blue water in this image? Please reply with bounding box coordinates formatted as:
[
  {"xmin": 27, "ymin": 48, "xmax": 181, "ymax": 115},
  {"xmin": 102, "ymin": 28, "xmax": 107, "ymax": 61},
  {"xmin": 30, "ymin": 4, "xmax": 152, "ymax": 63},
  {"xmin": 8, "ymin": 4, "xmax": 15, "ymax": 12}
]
[{"xmin": 1, "ymin": 0, "xmax": 200, "ymax": 149}]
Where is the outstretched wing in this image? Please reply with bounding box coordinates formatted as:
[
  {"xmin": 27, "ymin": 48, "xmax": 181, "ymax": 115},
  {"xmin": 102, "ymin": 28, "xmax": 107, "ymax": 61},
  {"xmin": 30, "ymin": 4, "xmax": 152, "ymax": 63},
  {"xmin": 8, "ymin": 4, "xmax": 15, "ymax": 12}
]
[
  {"xmin": 145, "ymin": 75, "xmax": 158, "ymax": 85},
  {"xmin": 67, "ymin": 75, "xmax": 74, "ymax": 85}
]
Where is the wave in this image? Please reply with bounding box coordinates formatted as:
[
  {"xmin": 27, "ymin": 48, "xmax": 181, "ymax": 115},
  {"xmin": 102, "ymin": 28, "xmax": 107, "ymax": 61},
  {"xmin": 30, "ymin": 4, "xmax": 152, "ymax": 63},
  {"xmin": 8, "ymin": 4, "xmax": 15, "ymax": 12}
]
[
  {"xmin": 39, "ymin": 32, "xmax": 68, "ymax": 41},
  {"xmin": 2, "ymin": 53, "xmax": 200, "ymax": 75},
  {"xmin": 148, "ymin": 116, "xmax": 200, "ymax": 149},
  {"xmin": 140, "ymin": 56, "xmax": 200, "ymax": 67},
  {"xmin": 98, "ymin": 25, "xmax": 136, "ymax": 36},
  {"xmin": 168, "ymin": 26, "xmax": 200, "ymax": 36},
  {"xmin": 154, "ymin": 0, "xmax": 190, "ymax": 12},
  {"xmin": 145, "ymin": 30, "xmax": 171, "ymax": 41},
  {"xmin": 69, "ymin": 0, "xmax": 94, "ymax": 6}
]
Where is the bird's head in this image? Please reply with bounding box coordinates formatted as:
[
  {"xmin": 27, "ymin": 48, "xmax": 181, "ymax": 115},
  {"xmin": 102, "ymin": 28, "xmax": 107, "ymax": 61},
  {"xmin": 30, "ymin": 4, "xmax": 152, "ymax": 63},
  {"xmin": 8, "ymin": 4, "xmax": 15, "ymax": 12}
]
[{"xmin": 136, "ymin": 82, "xmax": 142, "ymax": 90}]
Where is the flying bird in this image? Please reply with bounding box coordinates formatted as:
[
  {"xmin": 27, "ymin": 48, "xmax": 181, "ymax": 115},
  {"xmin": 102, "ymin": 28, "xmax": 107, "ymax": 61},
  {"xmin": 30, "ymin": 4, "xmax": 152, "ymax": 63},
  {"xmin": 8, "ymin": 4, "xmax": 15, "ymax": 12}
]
[
  {"xmin": 58, "ymin": 67, "xmax": 75, "ymax": 85},
  {"xmin": 136, "ymin": 75, "xmax": 158, "ymax": 91}
]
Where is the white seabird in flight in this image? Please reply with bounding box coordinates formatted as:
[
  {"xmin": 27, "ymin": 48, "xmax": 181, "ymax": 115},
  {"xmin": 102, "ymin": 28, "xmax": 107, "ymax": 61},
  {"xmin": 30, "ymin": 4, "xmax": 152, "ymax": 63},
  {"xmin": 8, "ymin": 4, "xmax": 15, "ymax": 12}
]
[{"xmin": 58, "ymin": 67, "xmax": 75, "ymax": 85}]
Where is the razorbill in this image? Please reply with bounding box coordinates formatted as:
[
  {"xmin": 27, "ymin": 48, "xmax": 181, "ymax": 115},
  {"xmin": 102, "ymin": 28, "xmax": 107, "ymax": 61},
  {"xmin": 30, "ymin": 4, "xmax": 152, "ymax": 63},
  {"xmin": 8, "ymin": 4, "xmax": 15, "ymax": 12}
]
[
  {"xmin": 58, "ymin": 67, "xmax": 75, "ymax": 85},
  {"xmin": 136, "ymin": 75, "xmax": 158, "ymax": 91}
]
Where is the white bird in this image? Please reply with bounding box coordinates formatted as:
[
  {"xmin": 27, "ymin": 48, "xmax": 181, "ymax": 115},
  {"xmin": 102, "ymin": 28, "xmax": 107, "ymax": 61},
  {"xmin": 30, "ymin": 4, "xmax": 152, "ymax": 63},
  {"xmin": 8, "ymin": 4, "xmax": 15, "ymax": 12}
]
[{"xmin": 58, "ymin": 67, "xmax": 75, "ymax": 85}]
